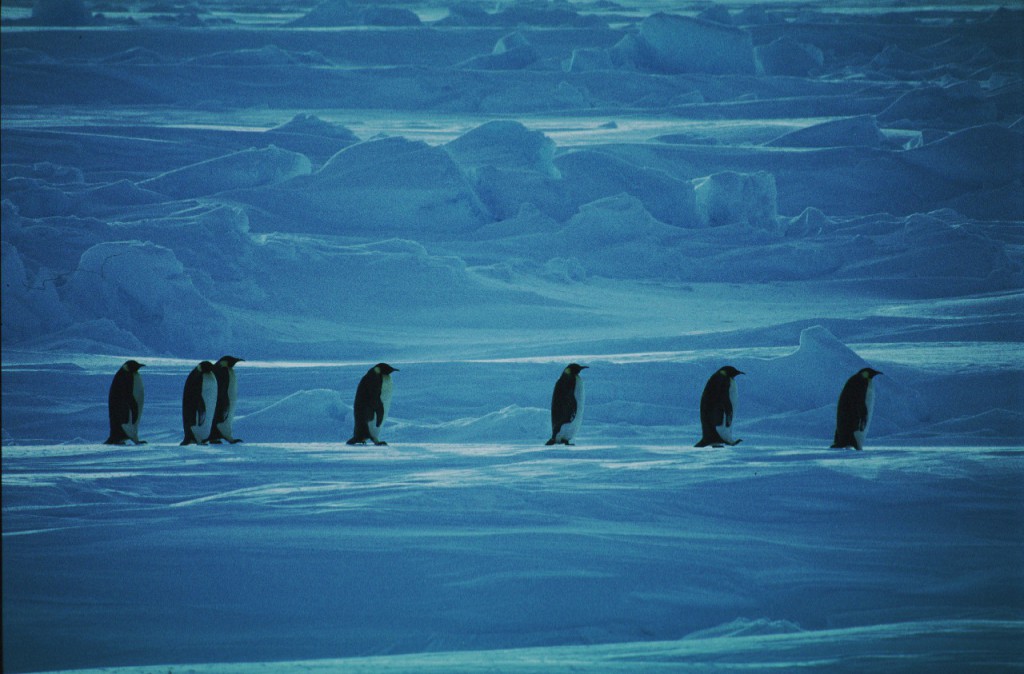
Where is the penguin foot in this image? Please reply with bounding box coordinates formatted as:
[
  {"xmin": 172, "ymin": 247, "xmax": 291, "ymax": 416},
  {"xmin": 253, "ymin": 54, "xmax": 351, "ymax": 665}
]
[
  {"xmin": 346, "ymin": 438, "xmax": 361, "ymax": 445},
  {"xmin": 230, "ymin": 438, "xmax": 243, "ymax": 444},
  {"xmin": 134, "ymin": 439, "xmax": 148, "ymax": 445},
  {"xmin": 373, "ymin": 440, "xmax": 388, "ymax": 446},
  {"xmin": 545, "ymin": 438, "xmax": 556, "ymax": 446},
  {"xmin": 209, "ymin": 439, "xmax": 223, "ymax": 445}
]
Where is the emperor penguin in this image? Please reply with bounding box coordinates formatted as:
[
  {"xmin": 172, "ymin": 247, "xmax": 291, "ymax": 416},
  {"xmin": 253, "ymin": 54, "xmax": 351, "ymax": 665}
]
[
  {"xmin": 832, "ymin": 367, "xmax": 882, "ymax": 450},
  {"xmin": 181, "ymin": 360, "xmax": 217, "ymax": 445},
  {"xmin": 546, "ymin": 363, "xmax": 587, "ymax": 446},
  {"xmin": 347, "ymin": 363, "xmax": 398, "ymax": 446},
  {"xmin": 695, "ymin": 366, "xmax": 744, "ymax": 447},
  {"xmin": 104, "ymin": 359, "xmax": 146, "ymax": 445},
  {"xmin": 208, "ymin": 355, "xmax": 244, "ymax": 444}
]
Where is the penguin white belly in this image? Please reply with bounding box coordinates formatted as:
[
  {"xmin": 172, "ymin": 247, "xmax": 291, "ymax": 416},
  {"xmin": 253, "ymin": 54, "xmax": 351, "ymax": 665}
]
[
  {"xmin": 122, "ymin": 372, "xmax": 144, "ymax": 443},
  {"xmin": 854, "ymin": 381, "xmax": 875, "ymax": 448},
  {"xmin": 369, "ymin": 375, "xmax": 393, "ymax": 443},
  {"xmin": 715, "ymin": 378, "xmax": 737, "ymax": 444},
  {"xmin": 556, "ymin": 380, "xmax": 585, "ymax": 443},
  {"xmin": 192, "ymin": 373, "xmax": 217, "ymax": 443},
  {"xmin": 217, "ymin": 371, "xmax": 238, "ymax": 438}
]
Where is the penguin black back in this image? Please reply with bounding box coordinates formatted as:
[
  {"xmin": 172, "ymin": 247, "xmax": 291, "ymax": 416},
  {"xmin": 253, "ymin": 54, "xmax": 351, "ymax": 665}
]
[
  {"xmin": 547, "ymin": 363, "xmax": 587, "ymax": 445},
  {"xmin": 695, "ymin": 365, "xmax": 743, "ymax": 447},
  {"xmin": 347, "ymin": 363, "xmax": 398, "ymax": 446},
  {"xmin": 209, "ymin": 355, "xmax": 244, "ymax": 444},
  {"xmin": 832, "ymin": 367, "xmax": 882, "ymax": 450},
  {"xmin": 105, "ymin": 359, "xmax": 145, "ymax": 445},
  {"xmin": 181, "ymin": 360, "xmax": 216, "ymax": 445}
]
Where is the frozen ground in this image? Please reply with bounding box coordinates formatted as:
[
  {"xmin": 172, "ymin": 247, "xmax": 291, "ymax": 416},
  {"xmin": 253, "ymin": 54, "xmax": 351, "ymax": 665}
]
[{"xmin": 2, "ymin": 0, "xmax": 1023, "ymax": 672}]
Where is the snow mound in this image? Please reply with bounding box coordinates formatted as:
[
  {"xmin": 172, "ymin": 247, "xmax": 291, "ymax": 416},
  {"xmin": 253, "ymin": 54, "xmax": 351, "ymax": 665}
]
[
  {"xmin": 3, "ymin": 47, "xmax": 58, "ymax": 64},
  {"xmin": 755, "ymin": 37, "xmax": 824, "ymax": 76},
  {"xmin": 754, "ymin": 326, "xmax": 870, "ymax": 414},
  {"xmin": 238, "ymin": 389, "xmax": 349, "ymax": 442},
  {"xmin": 67, "ymin": 241, "xmax": 229, "ymax": 353},
  {"xmin": 902, "ymin": 124, "xmax": 1024, "ymax": 187},
  {"xmin": 445, "ymin": 121, "xmax": 559, "ymax": 177},
  {"xmin": 555, "ymin": 150, "xmax": 697, "ymax": 227},
  {"xmin": 190, "ymin": 45, "xmax": 326, "ymax": 67},
  {"xmin": 768, "ymin": 116, "xmax": 884, "ymax": 148},
  {"xmin": 139, "ymin": 146, "xmax": 312, "ymax": 199},
  {"xmin": 287, "ymin": 0, "xmax": 356, "ymax": 27},
  {"xmin": 361, "ymin": 7, "xmax": 420, "ymax": 26},
  {"xmin": 458, "ymin": 32, "xmax": 539, "ymax": 70},
  {"xmin": 693, "ymin": 171, "xmax": 779, "ymax": 231},
  {"xmin": 275, "ymin": 136, "xmax": 489, "ymax": 235},
  {"xmin": 398, "ymin": 405, "xmax": 547, "ymax": 443},
  {"xmin": 910, "ymin": 409, "xmax": 1024, "ymax": 443},
  {"xmin": 565, "ymin": 47, "xmax": 614, "ymax": 73},
  {"xmin": 109, "ymin": 206, "xmax": 254, "ymax": 280},
  {"xmin": 269, "ymin": 114, "xmax": 359, "ymax": 143},
  {"xmin": 553, "ymin": 195, "xmax": 687, "ymax": 279},
  {"xmin": 878, "ymin": 84, "xmax": 997, "ymax": 129},
  {"xmin": 637, "ymin": 13, "xmax": 756, "ymax": 74},
  {"xmin": 1, "ymin": 241, "xmax": 71, "ymax": 343}
]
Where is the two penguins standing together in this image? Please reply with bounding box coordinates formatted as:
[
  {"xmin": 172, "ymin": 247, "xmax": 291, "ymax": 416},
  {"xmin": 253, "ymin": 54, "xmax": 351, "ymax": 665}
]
[{"xmin": 106, "ymin": 359, "xmax": 881, "ymax": 451}]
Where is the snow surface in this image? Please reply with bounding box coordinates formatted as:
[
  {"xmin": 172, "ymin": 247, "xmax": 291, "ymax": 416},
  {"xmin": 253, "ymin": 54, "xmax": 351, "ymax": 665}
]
[{"xmin": 2, "ymin": 0, "xmax": 1023, "ymax": 672}]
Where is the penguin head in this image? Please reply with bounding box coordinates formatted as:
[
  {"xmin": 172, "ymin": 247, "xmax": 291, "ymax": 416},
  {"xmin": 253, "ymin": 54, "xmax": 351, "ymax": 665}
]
[
  {"xmin": 565, "ymin": 363, "xmax": 589, "ymax": 377},
  {"xmin": 198, "ymin": 360, "xmax": 215, "ymax": 374},
  {"xmin": 124, "ymin": 360, "xmax": 145, "ymax": 372},
  {"xmin": 373, "ymin": 363, "xmax": 399, "ymax": 375},
  {"xmin": 859, "ymin": 367, "xmax": 883, "ymax": 379},
  {"xmin": 217, "ymin": 355, "xmax": 244, "ymax": 368},
  {"xmin": 719, "ymin": 365, "xmax": 744, "ymax": 379}
]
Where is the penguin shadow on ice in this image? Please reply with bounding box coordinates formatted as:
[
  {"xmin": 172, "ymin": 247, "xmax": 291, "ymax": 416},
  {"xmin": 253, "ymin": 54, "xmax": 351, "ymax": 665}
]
[
  {"xmin": 546, "ymin": 363, "xmax": 588, "ymax": 446},
  {"xmin": 104, "ymin": 359, "xmax": 147, "ymax": 445},
  {"xmin": 180, "ymin": 360, "xmax": 217, "ymax": 445},
  {"xmin": 347, "ymin": 363, "xmax": 399, "ymax": 446},
  {"xmin": 208, "ymin": 355, "xmax": 245, "ymax": 444},
  {"xmin": 831, "ymin": 368, "xmax": 883, "ymax": 451},
  {"xmin": 695, "ymin": 366, "xmax": 744, "ymax": 448}
]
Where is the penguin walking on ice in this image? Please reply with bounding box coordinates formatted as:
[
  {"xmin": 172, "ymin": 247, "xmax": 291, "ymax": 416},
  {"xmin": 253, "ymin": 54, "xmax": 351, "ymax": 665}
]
[
  {"xmin": 347, "ymin": 363, "xmax": 398, "ymax": 446},
  {"xmin": 208, "ymin": 355, "xmax": 244, "ymax": 444},
  {"xmin": 104, "ymin": 359, "xmax": 146, "ymax": 445},
  {"xmin": 181, "ymin": 360, "xmax": 217, "ymax": 445},
  {"xmin": 695, "ymin": 366, "xmax": 744, "ymax": 447},
  {"xmin": 546, "ymin": 363, "xmax": 588, "ymax": 446},
  {"xmin": 832, "ymin": 367, "xmax": 882, "ymax": 450}
]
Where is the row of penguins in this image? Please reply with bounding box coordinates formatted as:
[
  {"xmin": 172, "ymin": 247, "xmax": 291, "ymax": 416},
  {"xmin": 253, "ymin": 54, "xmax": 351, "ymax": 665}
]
[{"xmin": 105, "ymin": 360, "xmax": 882, "ymax": 450}]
